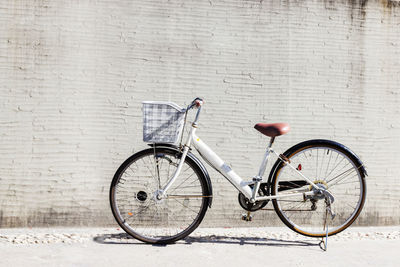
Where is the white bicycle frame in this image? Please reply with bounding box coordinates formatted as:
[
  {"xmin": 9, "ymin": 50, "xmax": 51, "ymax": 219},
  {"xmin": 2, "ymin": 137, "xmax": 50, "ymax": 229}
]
[{"xmin": 161, "ymin": 104, "xmax": 334, "ymax": 203}]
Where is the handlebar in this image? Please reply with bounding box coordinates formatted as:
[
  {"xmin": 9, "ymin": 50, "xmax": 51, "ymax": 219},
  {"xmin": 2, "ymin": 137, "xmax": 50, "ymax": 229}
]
[
  {"xmin": 187, "ymin": 97, "xmax": 204, "ymax": 110},
  {"xmin": 185, "ymin": 97, "xmax": 204, "ymax": 126}
]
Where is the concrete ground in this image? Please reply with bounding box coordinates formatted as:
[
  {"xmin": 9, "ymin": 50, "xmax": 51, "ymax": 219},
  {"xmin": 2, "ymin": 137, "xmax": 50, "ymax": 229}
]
[{"xmin": 0, "ymin": 227, "xmax": 399, "ymax": 267}]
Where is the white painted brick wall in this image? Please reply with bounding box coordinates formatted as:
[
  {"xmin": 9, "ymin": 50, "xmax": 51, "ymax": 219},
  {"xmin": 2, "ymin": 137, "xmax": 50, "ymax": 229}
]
[{"xmin": 0, "ymin": 0, "xmax": 399, "ymax": 227}]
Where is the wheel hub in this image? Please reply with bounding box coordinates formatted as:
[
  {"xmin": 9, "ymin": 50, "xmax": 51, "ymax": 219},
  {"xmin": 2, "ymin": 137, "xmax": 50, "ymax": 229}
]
[
  {"xmin": 136, "ymin": 191, "xmax": 148, "ymax": 202},
  {"xmin": 310, "ymin": 180, "xmax": 328, "ymax": 200}
]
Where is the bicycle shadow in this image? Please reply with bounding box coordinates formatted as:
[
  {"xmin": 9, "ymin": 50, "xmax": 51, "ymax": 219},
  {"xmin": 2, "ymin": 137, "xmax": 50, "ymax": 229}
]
[{"xmin": 93, "ymin": 232, "xmax": 321, "ymax": 249}]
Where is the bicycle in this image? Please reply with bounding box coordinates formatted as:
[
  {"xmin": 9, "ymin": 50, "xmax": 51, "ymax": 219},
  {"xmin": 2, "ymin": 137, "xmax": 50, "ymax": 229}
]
[{"xmin": 110, "ymin": 97, "xmax": 367, "ymax": 244}]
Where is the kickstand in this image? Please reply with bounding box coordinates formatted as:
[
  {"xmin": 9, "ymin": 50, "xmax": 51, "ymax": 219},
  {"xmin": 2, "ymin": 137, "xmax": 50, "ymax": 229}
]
[
  {"xmin": 319, "ymin": 225, "xmax": 328, "ymax": 251},
  {"xmin": 319, "ymin": 197, "xmax": 332, "ymax": 252}
]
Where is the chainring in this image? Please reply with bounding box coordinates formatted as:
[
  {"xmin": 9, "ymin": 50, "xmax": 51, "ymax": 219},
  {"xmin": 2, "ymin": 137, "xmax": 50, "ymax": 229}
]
[{"xmin": 238, "ymin": 183, "xmax": 270, "ymax": 211}]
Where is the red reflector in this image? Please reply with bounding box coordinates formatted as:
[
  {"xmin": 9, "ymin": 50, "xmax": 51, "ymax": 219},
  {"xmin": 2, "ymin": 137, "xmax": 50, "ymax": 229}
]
[{"xmin": 297, "ymin": 164, "xmax": 302, "ymax": 171}]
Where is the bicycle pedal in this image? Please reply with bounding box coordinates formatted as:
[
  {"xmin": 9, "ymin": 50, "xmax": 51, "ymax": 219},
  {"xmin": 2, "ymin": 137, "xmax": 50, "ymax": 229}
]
[{"xmin": 241, "ymin": 213, "xmax": 253, "ymax": 221}]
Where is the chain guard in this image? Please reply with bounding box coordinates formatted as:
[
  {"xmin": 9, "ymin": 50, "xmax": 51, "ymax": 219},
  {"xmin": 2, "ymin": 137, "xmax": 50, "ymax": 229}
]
[{"xmin": 238, "ymin": 183, "xmax": 270, "ymax": 211}]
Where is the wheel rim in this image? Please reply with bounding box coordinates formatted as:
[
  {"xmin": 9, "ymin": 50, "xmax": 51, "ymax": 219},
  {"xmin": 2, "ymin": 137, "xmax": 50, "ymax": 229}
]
[
  {"xmin": 112, "ymin": 150, "xmax": 206, "ymax": 242},
  {"xmin": 274, "ymin": 146, "xmax": 365, "ymax": 236}
]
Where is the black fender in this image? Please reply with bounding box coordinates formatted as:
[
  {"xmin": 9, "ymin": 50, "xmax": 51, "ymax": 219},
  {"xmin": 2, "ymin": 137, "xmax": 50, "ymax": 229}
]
[
  {"xmin": 148, "ymin": 143, "xmax": 213, "ymax": 208},
  {"xmin": 267, "ymin": 139, "xmax": 368, "ymax": 189}
]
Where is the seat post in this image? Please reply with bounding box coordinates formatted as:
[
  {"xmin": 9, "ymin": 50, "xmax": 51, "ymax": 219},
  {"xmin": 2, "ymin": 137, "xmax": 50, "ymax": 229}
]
[
  {"xmin": 251, "ymin": 137, "xmax": 275, "ymax": 202},
  {"xmin": 254, "ymin": 136, "xmax": 275, "ymax": 184},
  {"xmin": 269, "ymin": 137, "xmax": 275, "ymax": 147}
]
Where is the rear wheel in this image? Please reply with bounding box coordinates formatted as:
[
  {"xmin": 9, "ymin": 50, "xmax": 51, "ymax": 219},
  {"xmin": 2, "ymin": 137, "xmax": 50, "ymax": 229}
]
[
  {"xmin": 110, "ymin": 147, "xmax": 209, "ymax": 244},
  {"xmin": 271, "ymin": 140, "xmax": 366, "ymax": 237}
]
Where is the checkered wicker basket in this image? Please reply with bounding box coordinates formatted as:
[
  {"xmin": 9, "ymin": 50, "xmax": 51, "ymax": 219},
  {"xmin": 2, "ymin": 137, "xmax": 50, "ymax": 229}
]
[{"xmin": 142, "ymin": 101, "xmax": 186, "ymax": 144}]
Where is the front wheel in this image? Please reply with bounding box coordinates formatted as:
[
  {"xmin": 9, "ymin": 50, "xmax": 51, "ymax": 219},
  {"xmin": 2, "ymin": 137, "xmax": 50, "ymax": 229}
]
[
  {"xmin": 271, "ymin": 140, "xmax": 366, "ymax": 237},
  {"xmin": 110, "ymin": 147, "xmax": 210, "ymax": 244}
]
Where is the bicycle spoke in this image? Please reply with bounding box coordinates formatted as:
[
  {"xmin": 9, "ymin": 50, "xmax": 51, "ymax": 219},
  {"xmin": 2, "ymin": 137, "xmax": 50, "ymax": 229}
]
[
  {"xmin": 168, "ymin": 171, "xmax": 197, "ymax": 193},
  {"xmin": 172, "ymin": 198, "xmax": 202, "ymax": 215},
  {"xmin": 167, "ymin": 195, "xmax": 211, "ymax": 198},
  {"xmin": 326, "ymin": 167, "xmax": 357, "ymax": 186},
  {"xmin": 318, "ymin": 149, "xmax": 325, "ymax": 179},
  {"xmin": 325, "ymin": 156, "xmax": 345, "ymax": 181},
  {"xmin": 316, "ymin": 149, "xmax": 319, "ymax": 179},
  {"xmin": 141, "ymin": 158, "xmax": 157, "ymax": 181},
  {"xmin": 324, "ymin": 149, "xmax": 332, "ymax": 179}
]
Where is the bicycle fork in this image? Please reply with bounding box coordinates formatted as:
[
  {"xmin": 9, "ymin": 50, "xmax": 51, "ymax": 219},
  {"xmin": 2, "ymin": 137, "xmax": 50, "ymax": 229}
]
[{"xmin": 158, "ymin": 144, "xmax": 191, "ymax": 199}]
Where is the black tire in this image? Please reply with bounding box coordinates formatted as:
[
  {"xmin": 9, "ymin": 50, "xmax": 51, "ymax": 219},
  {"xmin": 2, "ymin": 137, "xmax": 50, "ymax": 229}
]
[
  {"xmin": 271, "ymin": 139, "xmax": 366, "ymax": 237},
  {"xmin": 110, "ymin": 147, "xmax": 209, "ymax": 244}
]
